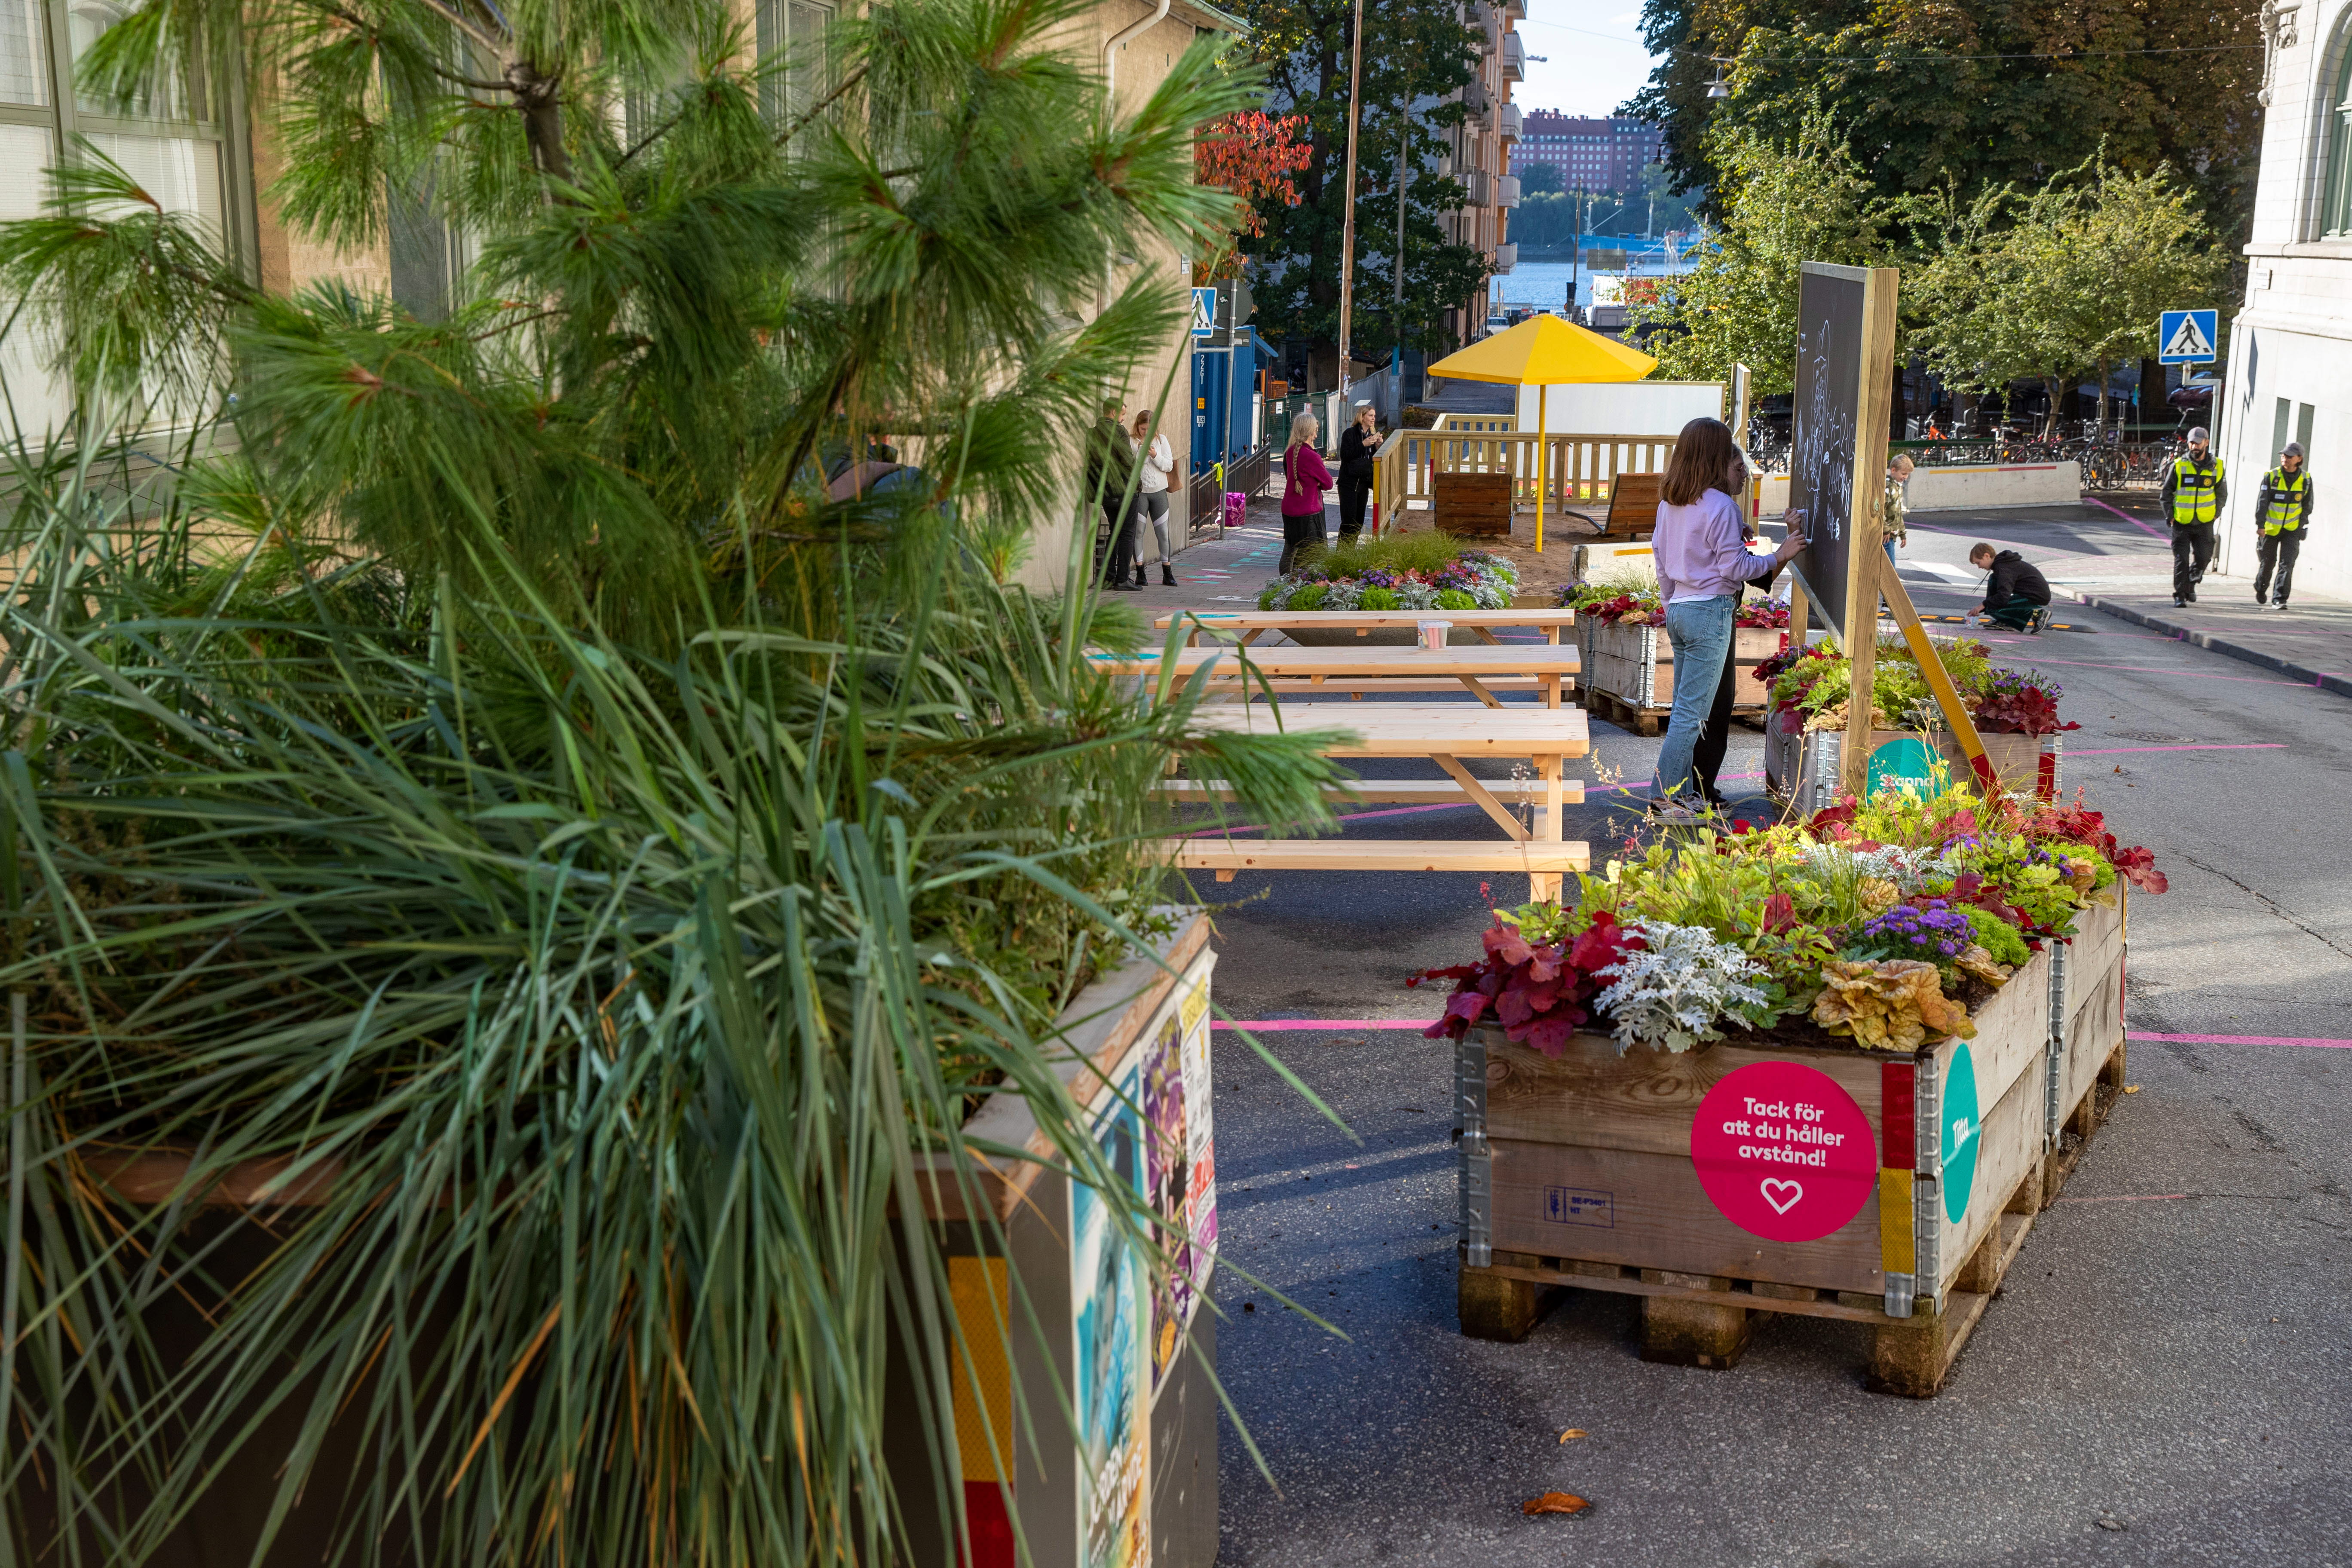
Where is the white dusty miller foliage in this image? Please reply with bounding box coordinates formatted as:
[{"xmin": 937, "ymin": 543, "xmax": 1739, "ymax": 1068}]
[
  {"xmin": 1801, "ymin": 841, "xmax": 1959, "ymax": 893},
  {"xmin": 1593, "ymin": 919, "xmax": 1771, "ymax": 1054}
]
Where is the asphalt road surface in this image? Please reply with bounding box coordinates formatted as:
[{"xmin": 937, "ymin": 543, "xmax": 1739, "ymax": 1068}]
[{"xmin": 1192, "ymin": 499, "xmax": 2352, "ymax": 1566}]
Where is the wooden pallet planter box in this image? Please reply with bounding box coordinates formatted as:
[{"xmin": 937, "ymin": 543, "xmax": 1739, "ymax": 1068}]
[
  {"xmin": 1575, "ymin": 616, "xmax": 1777, "ymax": 735},
  {"xmin": 1455, "ymin": 894, "xmax": 2127, "ymax": 1396},
  {"xmin": 1764, "ymin": 720, "xmax": 2061, "ymax": 806}
]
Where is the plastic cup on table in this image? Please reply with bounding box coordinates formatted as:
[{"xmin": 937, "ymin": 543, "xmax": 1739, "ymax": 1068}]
[{"xmin": 1417, "ymin": 619, "xmax": 1452, "ymax": 652}]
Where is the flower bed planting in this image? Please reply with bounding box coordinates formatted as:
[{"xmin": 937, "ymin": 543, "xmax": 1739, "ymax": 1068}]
[
  {"xmin": 1255, "ymin": 532, "xmax": 1519, "ymax": 611},
  {"xmin": 1414, "ymin": 782, "xmax": 2162, "ymax": 1058},
  {"xmin": 1755, "ymin": 636, "xmax": 2076, "ymax": 738}
]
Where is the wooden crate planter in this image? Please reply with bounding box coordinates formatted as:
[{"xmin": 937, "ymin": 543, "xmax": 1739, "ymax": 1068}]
[
  {"xmin": 1454, "ymin": 893, "xmax": 2127, "ymax": 1396},
  {"xmin": 1575, "ymin": 617, "xmax": 1779, "ymax": 735},
  {"xmin": 1765, "ymin": 721, "xmax": 2062, "ymax": 807}
]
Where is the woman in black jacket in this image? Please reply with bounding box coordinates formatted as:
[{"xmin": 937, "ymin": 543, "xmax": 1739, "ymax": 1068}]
[{"xmin": 1336, "ymin": 402, "xmax": 1380, "ymax": 546}]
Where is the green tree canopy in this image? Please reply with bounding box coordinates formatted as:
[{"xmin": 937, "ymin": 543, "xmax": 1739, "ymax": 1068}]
[
  {"xmin": 1520, "ymin": 159, "xmax": 1563, "ymax": 195},
  {"xmin": 1908, "ymin": 158, "xmax": 2229, "ymax": 429},
  {"xmin": 1623, "ymin": 0, "xmax": 2263, "ymax": 243},
  {"xmin": 1230, "ymin": 0, "xmax": 1489, "ymax": 364},
  {"xmin": 1628, "ymin": 112, "xmax": 1893, "ymax": 392}
]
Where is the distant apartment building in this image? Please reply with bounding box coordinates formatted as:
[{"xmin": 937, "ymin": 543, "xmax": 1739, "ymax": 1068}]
[
  {"xmin": 1511, "ymin": 113, "xmax": 1663, "ymax": 193},
  {"xmin": 1436, "ymin": 0, "xmax": 1522, "ymax": 340}
]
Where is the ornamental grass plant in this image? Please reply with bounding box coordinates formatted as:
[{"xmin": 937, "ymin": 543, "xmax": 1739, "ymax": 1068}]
[{"xmin": 0, "ymin": 0, "xmax": 1346, "ymax": 1562}]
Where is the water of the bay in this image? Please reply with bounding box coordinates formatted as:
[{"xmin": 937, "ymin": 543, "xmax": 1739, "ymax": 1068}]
[{"xmin": 1493, "ymin": 257, "xmax": 1690, "ymax": 311}]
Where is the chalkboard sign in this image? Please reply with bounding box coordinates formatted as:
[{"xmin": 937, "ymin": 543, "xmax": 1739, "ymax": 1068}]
[{"xmin": 1788, "ymin": 263, "xmax": 1869, "ymax": 632}]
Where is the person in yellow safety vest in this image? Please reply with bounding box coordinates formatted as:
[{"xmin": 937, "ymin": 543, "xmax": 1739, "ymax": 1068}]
[
  {"xmin": 2252, "ymin": 442, "xmax": 2312, "ymax": 611},
  {"xmin": 2159, "ymin": 426, "xmax": 2226, "ymax": 607}
]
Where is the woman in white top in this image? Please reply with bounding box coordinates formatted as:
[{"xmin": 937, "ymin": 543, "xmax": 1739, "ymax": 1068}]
[{"xmin": 1129, "ymin": 410, "xmax": 1179, "ymax": 587}]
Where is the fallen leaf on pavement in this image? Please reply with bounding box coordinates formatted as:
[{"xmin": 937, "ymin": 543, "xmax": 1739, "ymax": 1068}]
[
  {"xmin": 1558, "ymin": 1430, "xmax": 1586, "ymax": 1442},
  {"xmin": 1522, "ymin": 1492, "xmax": 1590, "ymax": 1516},
  {"xmin": 2123, "ymin": 1085, "xmax": 2141, "ymax": 1094}
]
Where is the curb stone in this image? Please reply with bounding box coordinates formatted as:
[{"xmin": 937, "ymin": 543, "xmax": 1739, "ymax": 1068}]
[{"xmin": 2062, "ymin": 589, "xmax": 2352, "ymax": 700}]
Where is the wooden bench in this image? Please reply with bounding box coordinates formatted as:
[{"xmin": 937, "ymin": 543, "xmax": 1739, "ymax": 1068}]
[
  {"xmin": 1099, "ymin": 643, "xmax": 1581, "ymax": 708},
  {"xmin": 1599, "ymin": 472, "xmax": 1663, "ymax": 538},
  {"xmin": 1155, "ymin": 609, "xmax": 1581, "ymax": 647},
  {"xmin": 1432, "ymin": 471, "xmax": 1514, "ymax": 536},
  {"xmin": 1171, "ymin": 703, "xmax": 1590, "ymax": 898},
  {"xmin": 1153, "ymin": 778, "xmax": 1586, "ymax": 805},
  {"xmin": 1167, "ymin": 839, "xmax": 1591, "ymax": 881},
  {"xmin": 1189, "ymin": 676, "xmax": 1569, "ymax": 701}
]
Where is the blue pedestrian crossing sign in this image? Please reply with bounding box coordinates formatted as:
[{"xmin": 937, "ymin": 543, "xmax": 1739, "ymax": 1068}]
[
  {"xmin": 2158, "ymin": 309, "xmax": 2217, "ymax": 364},
  {"xmin": 1191, "ymin": 286, "xmax": 1217, "ymax": 338}
]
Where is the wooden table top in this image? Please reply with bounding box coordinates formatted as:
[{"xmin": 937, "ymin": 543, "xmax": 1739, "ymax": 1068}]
[
  {"xmin": 1093, "ymin": 644, "xmax": 1581, "ymax": 676},
  {"xmin": 1152, "ymin": 608, "xmax": 1579, "ymax": 631},
  {"xmin": 1178, "ymin": 702, "xmax": 1589, "ymax": 756}
]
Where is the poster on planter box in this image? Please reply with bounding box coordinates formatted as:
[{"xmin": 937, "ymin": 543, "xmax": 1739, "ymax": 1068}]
[
  {"xmin": 1074, "ymin": 1051, "xmax": 1148, "ymax": 1568},
  {"xmin": 1146, "ymin": 967, "xmax": 1218, "ymax": 1395}
]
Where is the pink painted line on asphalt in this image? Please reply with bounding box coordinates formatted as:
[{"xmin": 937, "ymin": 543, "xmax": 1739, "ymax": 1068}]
[
  {"xmin": 2080, "ymin": 492, "xmax": 2173, "ymax": 541},
  {"xmin": 1210, "ymin": 1024, "xmax": 2352, "ymax": 1048},
  {"xmin": 2067, "ymin": 744, "xmax": 2287, "ymax": 756},
  {"xmin": 1212, "ymin": 1019, "xmax": 1439, "ymax": 1031},
  {"xmin": 2131, "ymin": 1031, "xmax": 2352, "ymax": 1049}
]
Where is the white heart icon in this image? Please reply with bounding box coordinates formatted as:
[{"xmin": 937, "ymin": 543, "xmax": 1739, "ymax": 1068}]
[{"xmin": 1760, "ymin": 1178, "xmax": 1804, "ymax": 1215}]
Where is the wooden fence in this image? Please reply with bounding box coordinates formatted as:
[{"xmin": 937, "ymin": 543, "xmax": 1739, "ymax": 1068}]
[{"xmin": 1371, "ymin": 417, "xmax": 1678, "ymax": 533}]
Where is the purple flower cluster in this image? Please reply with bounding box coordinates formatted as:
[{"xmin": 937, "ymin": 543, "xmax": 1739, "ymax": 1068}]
[
  {"xmin": 1358, "ymin": 568, "xmax": 1402, "ymax": 589},
  {"xmin": 1857, "ymin": 898, "xmax": 1975, "ymax": 959},
  {"xmin": 1984, "ymin": 669, "xmax": 2061, "ymax": 701},
  {"xmin": 1433, "ymin": 569, "xmax": 1475, "ymax": 592}
]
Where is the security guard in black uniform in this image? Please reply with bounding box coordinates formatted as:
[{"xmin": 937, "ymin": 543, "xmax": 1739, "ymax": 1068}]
[{"xmin": 2252, "ymin": 442, "xmax": 2313, "ymax": 611}]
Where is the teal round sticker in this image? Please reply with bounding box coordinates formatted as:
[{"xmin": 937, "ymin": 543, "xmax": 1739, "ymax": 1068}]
[
  {"xmin": 1941, "ymin": 1042, "xmax": 1979, "ymax": 1225},
  {"xmin": 1867, "ymin": 736, "xmax": 1938, "ymax": 799}
]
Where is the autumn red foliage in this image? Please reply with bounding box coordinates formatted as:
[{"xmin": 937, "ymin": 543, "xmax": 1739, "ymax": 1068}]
[{"xmin": 1194, "ymin": 112, "xmax": 1312, "ymax": 242}]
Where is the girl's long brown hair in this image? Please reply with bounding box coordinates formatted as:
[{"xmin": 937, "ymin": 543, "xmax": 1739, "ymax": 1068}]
[{"xmin": 1661, "ymin": 416, "xmax": 1740, "ymax": 507}]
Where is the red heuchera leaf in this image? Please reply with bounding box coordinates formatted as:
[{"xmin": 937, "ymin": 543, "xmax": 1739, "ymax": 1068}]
[
  {"xmin": 1759, "ymin": 892, "xmax": 1797, "ymax": 934},
  {"xmin": 1568, "ymin": 910, "xmax": 1639, "ymax": 974},
  {"xmin": 1482, "ymin": 924, "xmax": 1537, "ymax": 967},
  {"xmin": 1808, "ymin": 797, "xmax": 1859, "ymax": 836},
  {"xmin": 1413, "ymin": 912, "xmax": 1637, "ymax": 1041},
  {"xmin": 2112, "ymin": 844, "xmax": 2169, "ymax": 894}
]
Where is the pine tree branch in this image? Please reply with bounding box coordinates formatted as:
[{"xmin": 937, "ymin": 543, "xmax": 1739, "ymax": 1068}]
[
  {"xmin": 773, "ymin": 65, "xmax": 866, "ymax": 148},
  {"xmin": 614, "ymin": 107, "xmax": 685, "ymax": 168},
  {"xmin": 289, "ymin": 0, "xmax": 513, "ymax": 88}
]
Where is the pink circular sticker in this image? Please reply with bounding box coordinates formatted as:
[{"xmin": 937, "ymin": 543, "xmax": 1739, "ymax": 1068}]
[{"xmin": 1690, "ymin": 1061, "xmax": 1878, "ymax": 1243}]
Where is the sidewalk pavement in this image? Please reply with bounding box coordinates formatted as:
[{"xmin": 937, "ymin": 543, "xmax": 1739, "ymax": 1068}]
[
  {"xmin": 1905, "ymin": 493, "xmax": 2352, "ymax": 698},
  {"xmin": 2060, "ymin": 495, "xmax": 2352, "ymax": 698}
]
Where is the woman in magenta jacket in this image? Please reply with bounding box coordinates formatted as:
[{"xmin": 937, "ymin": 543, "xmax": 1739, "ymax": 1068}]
[{"xmin": 1278, "ymin": 412, "xmax": 1333, "ymax": 573}]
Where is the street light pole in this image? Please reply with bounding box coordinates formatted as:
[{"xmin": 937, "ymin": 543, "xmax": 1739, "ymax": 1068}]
[
  {"xmin": 1335, "ymin": 0, "xmax": 1364, "ymax": 407},
  {"xmin": 1392, "ymin": 121, "xmax": 1407, "ymax": 388}
]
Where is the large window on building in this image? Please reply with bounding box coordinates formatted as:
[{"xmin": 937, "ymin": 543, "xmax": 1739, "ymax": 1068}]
[
  {"xmin": 0, "ymin": 0, "xmax": 239, "ymax": 437},
  {"xmin": 756, "ymin": 0, "xmax": 835, "ymax": 128},
  {"xmin": 2322, "ymin": 34, "xmax": 2352, "ymax": 238}
]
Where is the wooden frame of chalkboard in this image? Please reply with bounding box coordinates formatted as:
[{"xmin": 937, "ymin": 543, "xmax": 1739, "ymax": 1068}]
[{"xmin": 1780, "ymin": 262, "xmax": 1996, "ymax": 797}]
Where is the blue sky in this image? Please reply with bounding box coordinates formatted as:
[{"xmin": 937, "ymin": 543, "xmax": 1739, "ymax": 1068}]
[{"xmin": 1513, "ymin": 5, "xmax": 1665, "ymax": 120}]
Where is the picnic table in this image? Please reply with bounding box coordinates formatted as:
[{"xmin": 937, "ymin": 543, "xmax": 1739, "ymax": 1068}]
[
  {"xmin": 1153, "ymin": 609, "xmax": 1581, "ymax": 647},
  {"xmin": 1162, "ymin": 702, "xmax": 1591, "ymax": 899},
  {"xmin": 1096, "ymin": 642, "xmax": 1582, "ymax": 708}
]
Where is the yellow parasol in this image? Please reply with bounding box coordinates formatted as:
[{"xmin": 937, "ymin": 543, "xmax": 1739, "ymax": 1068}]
[{"xmin": 1425, "ymin": 316, "xmax": 1657, "ymax": 551}]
